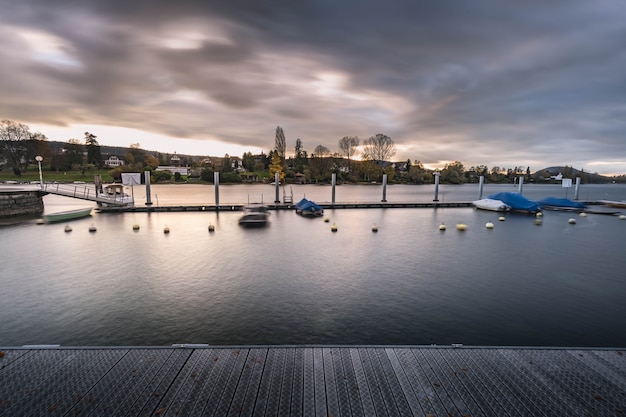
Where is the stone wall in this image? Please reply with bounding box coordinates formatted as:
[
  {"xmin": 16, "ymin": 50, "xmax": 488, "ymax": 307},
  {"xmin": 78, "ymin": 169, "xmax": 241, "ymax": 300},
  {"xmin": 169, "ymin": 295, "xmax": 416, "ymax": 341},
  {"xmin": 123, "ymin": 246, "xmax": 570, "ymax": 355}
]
[{"xmin": 0, "ymin": 189, "xmax": 45, "ymax": 217}]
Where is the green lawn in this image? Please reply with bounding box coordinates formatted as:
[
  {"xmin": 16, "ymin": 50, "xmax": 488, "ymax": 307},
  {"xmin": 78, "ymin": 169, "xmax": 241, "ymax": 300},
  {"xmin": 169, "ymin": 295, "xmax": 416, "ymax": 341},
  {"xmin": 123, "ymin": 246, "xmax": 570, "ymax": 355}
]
[{"xmin": 0, "ymin": 166, "xmax": 115, "ymax": 183}]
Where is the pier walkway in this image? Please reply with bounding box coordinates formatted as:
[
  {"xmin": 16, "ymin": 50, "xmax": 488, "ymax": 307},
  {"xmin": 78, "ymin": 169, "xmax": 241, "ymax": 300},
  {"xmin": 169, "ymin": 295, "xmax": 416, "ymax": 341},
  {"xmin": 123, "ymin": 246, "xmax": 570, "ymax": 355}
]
[
  {"xmin": 41, "ymin": 183, "xmax": 131, "ymax": 207},
  {"xmin": 1, "ymin": 345, "xmax": 624, "ymax": 416}
]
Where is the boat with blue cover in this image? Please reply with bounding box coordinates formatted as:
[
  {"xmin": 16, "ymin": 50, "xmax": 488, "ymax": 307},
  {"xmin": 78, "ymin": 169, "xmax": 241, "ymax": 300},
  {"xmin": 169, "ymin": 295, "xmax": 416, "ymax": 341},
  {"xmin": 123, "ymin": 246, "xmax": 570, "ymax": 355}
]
[
  {"xmin": 537, "ymin": 197, "xmax": 586, "ymax": 211},
  {"xmin": 487, "ymin": 192, "xmax": 540, "ymax": 214},
  {"xmin": 295, "ymin": 198, "xmax": 324, "ymax": 217}
]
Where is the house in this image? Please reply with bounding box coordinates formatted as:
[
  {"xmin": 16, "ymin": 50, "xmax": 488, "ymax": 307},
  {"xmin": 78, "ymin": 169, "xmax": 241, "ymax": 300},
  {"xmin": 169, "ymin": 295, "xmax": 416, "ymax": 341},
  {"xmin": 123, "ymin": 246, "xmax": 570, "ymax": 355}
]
[{"xmin": 104, "ymin": 155, "xmax": 124, "ymax": 167}]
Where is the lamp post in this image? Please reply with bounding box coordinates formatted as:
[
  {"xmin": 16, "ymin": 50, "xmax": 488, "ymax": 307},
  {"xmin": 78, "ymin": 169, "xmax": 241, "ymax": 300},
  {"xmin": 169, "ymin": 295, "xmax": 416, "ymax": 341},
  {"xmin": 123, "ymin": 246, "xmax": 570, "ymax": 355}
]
[{"xmin": 35, "ymin": 156, "xmax": 44, "ymax": 190}]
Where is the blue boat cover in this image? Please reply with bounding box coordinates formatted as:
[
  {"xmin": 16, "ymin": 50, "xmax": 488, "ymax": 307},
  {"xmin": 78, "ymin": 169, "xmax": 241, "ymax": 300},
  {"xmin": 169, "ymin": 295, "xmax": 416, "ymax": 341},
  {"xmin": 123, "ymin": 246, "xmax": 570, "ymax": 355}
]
[
  {"xmin": 537, "ymin": 197, "xmax": 585, "ymax": 209},
  {"xmin": 295, "ymin": 198, "xmax": 323, "ymax": 212},
  {"xmin": 487, "ymin": 192, "xmax": 540, "ymax": 212}
]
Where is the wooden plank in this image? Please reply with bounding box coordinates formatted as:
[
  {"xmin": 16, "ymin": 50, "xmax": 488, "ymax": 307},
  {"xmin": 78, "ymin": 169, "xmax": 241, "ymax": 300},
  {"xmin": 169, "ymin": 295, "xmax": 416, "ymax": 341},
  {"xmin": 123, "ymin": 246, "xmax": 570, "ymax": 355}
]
[{"xmin": 1, "ymin": 346, "xmax": 626, "ymax": 417}]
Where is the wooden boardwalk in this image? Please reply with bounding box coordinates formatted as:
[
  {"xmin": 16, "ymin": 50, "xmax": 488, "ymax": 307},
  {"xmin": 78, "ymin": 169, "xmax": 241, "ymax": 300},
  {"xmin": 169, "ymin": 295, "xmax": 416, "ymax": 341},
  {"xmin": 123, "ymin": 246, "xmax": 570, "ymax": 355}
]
[{"xmin": 1, "ymin": 346, "xmax": 624, "ymax": 416}]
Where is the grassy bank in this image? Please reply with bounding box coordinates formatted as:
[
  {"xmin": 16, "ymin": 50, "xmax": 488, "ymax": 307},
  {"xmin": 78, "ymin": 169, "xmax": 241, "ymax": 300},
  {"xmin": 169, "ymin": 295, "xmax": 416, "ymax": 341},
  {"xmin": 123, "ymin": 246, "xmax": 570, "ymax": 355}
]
[{"xmin": 0, "ymin": 167, "xmax": 115, "ymax": 183}]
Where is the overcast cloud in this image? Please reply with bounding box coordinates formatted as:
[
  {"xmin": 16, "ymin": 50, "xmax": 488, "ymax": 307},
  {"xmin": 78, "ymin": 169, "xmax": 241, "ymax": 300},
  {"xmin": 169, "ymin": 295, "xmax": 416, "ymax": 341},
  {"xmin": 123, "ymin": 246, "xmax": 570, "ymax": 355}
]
[{"xmin": 1, "ymin": 0, "xmax": 625, "ymax": 174}]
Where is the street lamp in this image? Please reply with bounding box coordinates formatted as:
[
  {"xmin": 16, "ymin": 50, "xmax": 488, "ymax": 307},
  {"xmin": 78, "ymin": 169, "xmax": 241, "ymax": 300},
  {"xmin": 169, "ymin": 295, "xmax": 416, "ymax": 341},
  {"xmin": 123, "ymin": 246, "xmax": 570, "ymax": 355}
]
[{"xmin": 35, "ymin": 156, "xmax": 43, "ymax": 189}]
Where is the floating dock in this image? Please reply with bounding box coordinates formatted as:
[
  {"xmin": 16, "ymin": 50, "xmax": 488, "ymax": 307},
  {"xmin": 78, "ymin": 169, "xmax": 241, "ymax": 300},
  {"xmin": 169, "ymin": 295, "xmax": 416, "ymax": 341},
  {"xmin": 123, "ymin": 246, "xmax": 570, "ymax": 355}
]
[
  {"xmin": 1, "ymin": 345, "xmax": 624, "ymax": 416},
  {"xmin": 97, "ymin": 201, "xmax": 474, "ymax": 213}
]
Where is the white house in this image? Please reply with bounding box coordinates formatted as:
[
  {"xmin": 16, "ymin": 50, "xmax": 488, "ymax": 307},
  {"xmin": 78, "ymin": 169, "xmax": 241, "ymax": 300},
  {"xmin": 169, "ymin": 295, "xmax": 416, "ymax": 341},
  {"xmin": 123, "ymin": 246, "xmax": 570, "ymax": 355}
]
[{"xmin": 104, "ymin": 155, "xmax": 124, "ymax": 167}]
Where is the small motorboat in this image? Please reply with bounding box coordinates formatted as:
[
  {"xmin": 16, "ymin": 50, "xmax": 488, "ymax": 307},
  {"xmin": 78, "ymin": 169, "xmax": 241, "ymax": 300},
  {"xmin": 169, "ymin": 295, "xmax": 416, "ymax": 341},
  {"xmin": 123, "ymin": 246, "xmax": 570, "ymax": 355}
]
[
  {"xmin": 472, "ymin": 198, "xmax": 510, "ymax": 212},
  {"xmin": 238, "ymin": 204, "xmax": 270, "ymax": 226}
]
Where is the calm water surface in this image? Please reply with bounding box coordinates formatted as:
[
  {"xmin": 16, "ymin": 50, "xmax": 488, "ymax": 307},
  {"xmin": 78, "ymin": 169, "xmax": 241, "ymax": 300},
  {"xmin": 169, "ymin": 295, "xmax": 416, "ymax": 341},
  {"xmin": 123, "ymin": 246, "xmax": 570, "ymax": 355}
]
[{"xmin": 1, "ymin": 183, "xmax": 625, "ymax": 347}]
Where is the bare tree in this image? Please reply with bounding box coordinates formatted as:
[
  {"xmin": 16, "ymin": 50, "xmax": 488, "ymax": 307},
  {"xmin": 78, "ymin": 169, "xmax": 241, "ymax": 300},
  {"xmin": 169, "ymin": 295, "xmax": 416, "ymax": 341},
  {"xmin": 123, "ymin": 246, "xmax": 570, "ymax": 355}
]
[
  {"xmin": 275, "ymin": 126, "xmax": 286, "ymax": 161},
  {"xmin": 338, "ymin": 135, "xmax": 359, "ymax": 171},
  {"xmin": 362, "ymin": 133, "xmax": 396, "ymax": 162}
]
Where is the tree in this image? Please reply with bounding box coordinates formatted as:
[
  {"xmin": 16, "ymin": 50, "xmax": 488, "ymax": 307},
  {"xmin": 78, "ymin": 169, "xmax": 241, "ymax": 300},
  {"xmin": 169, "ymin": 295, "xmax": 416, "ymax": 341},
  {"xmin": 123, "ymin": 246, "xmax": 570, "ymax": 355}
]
[
  {"xmin": 338, "ymin": 135, "xmax": 359, "ymax": 173},
  {"xmin": 275, "ymin": 126, "xmax": 286, "ymax": 161},
  {"xmin": 294, "ymin": 138, "xmax": 307, "ymax": 172},
  {"xmin": 338, "ymin": 136, "xmax": 359, "ymax": 160},
  {"xmin": 62, "ymin": 139, "xmax": 85, "ymax": 170},
  {"xmin": 310, "ymin": 145, "xmax": 332, "ymax": 180},
  {"xmin": 222, "ymin": 154, "xmax": 233, "ymax": 172},
  {"xmin": 84, "ymin": 132, "xmax": 102, "ymax": 167},
  {"xmin": 441, "ymin": 161, "xmax": 466, "ymax": 184},
  {"xmin": 0, "ymin": 120, "xmax": 32, "ymax": 174},
  {"xmin": 362, "ymin": 133, "xmax": 396, "ymax": 162},
  {"xmin": 269, "ymin": 152, "xmax": 285, "ymax": 182}
]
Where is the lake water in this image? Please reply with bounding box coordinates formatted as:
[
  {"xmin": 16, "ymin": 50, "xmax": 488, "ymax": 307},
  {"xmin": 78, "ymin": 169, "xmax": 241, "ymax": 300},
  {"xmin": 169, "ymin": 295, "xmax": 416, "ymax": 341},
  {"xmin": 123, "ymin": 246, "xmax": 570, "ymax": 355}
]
[{"xmin": 1, "ymin": 183, "xmax": 625, "ymax": 347}]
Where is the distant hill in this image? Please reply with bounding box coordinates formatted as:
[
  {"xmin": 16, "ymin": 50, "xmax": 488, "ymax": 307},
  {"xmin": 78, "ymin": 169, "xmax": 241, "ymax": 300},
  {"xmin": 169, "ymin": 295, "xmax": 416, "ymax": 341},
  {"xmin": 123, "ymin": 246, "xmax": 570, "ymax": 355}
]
[{"xmin": 537, "ymin": 166, "xmax": 612, "ymax": 183}]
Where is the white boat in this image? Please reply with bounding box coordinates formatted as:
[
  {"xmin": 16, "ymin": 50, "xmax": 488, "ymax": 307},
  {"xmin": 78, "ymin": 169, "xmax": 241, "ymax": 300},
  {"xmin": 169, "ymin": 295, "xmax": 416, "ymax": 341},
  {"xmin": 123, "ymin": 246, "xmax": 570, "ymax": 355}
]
[
  {"xmin": 238, "ymin": 204, "xmax": 270, "ymax": 226},
  {"xmin": 98, "ymin": 184, "xmax": 134, "ymax": 206},
  {"xmin": 43, "ymin": 207, "xmax": 93, "ymax": 223},
  {"xmin": 472, "ymin": 198, "xmax": 510, "ymax": 212},
  {"xmin": 598, "ymin": 200, "xmax": 626, "ymax": 208}
]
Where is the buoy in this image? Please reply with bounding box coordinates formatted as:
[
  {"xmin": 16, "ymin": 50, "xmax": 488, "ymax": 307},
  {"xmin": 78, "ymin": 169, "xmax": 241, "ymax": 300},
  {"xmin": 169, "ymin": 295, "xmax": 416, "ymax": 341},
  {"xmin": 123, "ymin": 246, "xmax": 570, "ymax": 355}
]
[
  {"xmin": 331, "ymin": 223, "xmax": 338, "ymax": 232},
  {"xmin": 64, "ymin": 225, "xmax": 72, "ymax": 232},
  {"xmin": 498, "ymin": 216, "xmax": 506, "ymax": 222},
  {"xmin": 88, "ymin": 224, "xmax": 97, "ymax": 233},
  {"xmin": 439, "ymin": 223, "xmax": 446, "ymax": 231},
  {"xmin": 568, "ymin": 218, "xmax": 576, "ymax": 224},
  {"xmin": 485, "ymin": 222, "xmax": 494, "ymax": 229},
  {"xmin": 371, "ymin": 224, "xmax": 378, "ymax": 232},
  {"xmin": 536, "ymin": 212, "xmax": 543, "ymax": 217},
  {"xmin": 579, "ymin": 212, "xmax": 587, "ymax": 217},
  {"xmin": 164, "ymin": 226, "xmax": 170, "ymax": 234},
  {"xmin": 36, "ymin": 219, "xmax": 45, "ymax": 225},
  {"xmin": 208, "ymin": 224, "xmax": 215, "ymax": 232},
  {"xmin": 456, "ymin": 223, "xmax": 467, "ymax": 231},
  {"xmin": 619, "ymin": 215, "xmax": 626, "ymax": 220},
  {"xmin": 323, "ymin": 217, "xmax": 330, "ymax": 223},
  {"xmin": 534, "ymin": 219, "xmax": 543, "ymax": 225},
  {"xmin": 132, "ymin": 224, "xmax": 140, "ymax": 231}
]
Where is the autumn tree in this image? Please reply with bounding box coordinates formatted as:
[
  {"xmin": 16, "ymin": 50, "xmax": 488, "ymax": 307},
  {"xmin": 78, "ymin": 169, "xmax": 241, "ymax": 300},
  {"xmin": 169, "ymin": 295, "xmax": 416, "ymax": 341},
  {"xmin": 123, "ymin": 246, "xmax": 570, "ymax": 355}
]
[{"xmin": 269, "ymin": 151, "xmax": 285, "ymax": 182}]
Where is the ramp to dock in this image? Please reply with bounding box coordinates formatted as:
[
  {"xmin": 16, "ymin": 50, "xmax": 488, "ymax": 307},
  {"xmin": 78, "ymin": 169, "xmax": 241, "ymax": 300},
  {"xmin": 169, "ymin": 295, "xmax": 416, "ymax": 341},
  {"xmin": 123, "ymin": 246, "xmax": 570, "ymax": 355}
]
[
  {"xmin": 41, "ymin": 183, "xmax": 131, "ymax": 206},
  {"xmin": 0, "ymin": 345, "xmax": 624, "ymax": 416}
]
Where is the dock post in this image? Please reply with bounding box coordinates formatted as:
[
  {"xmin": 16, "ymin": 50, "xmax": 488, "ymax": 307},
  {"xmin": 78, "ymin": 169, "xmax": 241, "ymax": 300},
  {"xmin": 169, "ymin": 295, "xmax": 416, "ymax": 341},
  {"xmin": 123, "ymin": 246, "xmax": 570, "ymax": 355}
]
[
  {"xmin": 381, "ymin": 174, "xmax": 387, "ymax": 202},
  {"xmin": 144, "ymin": 171, "xmax": 153, "ymax": 206},
  {"xmin": 518, "ymin": 176, "xmax": 524, "ymax": 194},
  {"xmin": 331, "ymin": 173, "xmax": 336, "ymax": 204},
  {"xmin": 478, "ymin": 176, "xmax": 484, "ymax": 199},
  {"xmin": 214, "ymin": 172, "xmax": 220, "ymax": 209},
  {"xmin": 574, "ymin": 177, "xmax": 581, "ymax": 200},
  {"xmin": 433, "ymin": 171, "xmax": 440, "ymax": 201},
  {"xmin": 274, "ymin": 172, "xmax": 280, "ymax": 203}
]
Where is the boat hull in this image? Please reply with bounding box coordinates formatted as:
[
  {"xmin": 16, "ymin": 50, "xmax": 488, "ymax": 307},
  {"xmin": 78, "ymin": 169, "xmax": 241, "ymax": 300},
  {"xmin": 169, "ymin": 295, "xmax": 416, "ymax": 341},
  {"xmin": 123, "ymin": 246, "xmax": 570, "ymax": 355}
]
[{"xmin": 43, "ymin": 208, "xmax": 93, "ymax": 223}]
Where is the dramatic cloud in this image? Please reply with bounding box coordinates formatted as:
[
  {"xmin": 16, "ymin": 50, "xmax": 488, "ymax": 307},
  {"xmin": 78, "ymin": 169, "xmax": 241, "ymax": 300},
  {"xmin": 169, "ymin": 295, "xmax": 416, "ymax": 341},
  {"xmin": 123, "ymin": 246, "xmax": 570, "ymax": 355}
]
[{"xmin": 1, "ymin": 0, "xmax": 625, "ymax": 174}]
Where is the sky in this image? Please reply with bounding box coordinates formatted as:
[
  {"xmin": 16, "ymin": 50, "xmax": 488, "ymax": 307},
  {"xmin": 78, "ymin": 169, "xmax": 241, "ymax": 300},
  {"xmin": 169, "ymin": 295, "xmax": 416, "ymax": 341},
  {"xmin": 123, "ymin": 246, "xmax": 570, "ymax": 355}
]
[{"xmin": 1, "ymin": 0, "xmax": 625, "ymax": 175}]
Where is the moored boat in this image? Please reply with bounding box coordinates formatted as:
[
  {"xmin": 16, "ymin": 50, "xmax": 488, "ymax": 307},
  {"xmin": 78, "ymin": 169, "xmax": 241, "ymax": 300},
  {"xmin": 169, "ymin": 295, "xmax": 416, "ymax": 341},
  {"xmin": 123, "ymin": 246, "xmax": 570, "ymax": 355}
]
[
  {"xmin": 537, "ymin": 197, "xmax": 586, "ymax": 211},
  {"xmin": 598, "ymin": 199, "xmax": 626, "ymax": 208},
  {"xmin": 294, "ymin": 198, "xmax": 324, "ymax": 217},
  {"xmin": 97, "ymin": 184, "xmax": 134, "ymax": 207},
  {"xmin": 487, "ymin": 192, "xmax": 540, "ymax": 214},
  {"xmin": 238, "ymin": 204, "xmax": 269, "ymax": 226},
  {"xmin": 472, "ymin": 198, "xmax": 510, "ymax": 212},
  {"xmin": 43, "ymin": 207, "xmax": 93, "ymax": 223}
]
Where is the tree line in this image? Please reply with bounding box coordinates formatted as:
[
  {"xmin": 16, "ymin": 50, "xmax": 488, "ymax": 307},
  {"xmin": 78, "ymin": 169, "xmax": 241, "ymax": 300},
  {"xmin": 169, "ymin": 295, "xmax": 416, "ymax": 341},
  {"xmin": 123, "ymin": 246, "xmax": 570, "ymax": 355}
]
[{"xmin": 1, "ymin": 120, "xmax": 623, "ymax": 184}]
